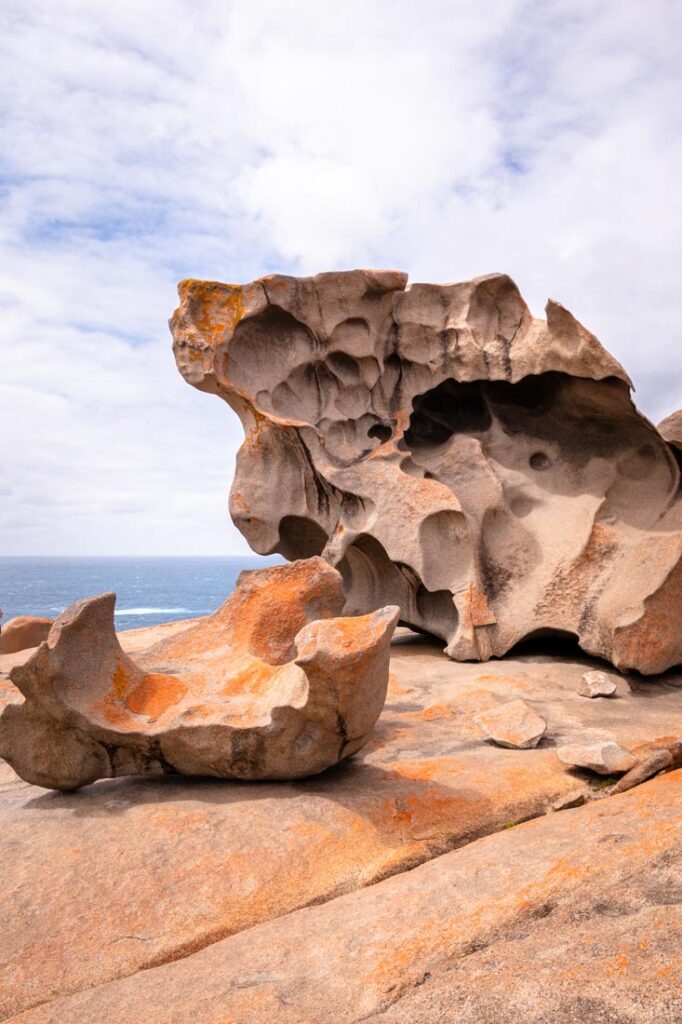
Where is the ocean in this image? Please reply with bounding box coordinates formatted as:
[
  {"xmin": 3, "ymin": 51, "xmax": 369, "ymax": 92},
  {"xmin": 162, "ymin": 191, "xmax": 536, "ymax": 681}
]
[{"xmin": 0, "ymin": 555, "xmax": 284, "ymax": 632}]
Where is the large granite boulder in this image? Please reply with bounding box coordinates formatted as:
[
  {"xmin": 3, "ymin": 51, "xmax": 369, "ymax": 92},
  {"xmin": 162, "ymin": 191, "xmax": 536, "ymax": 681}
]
[
  {"xmin": 0, "ymin": 558, "xmax": 398, "ymax": 790},
  {"xmin": 170, "ymin": 271, "xmax": 682, "ymax": 675}
]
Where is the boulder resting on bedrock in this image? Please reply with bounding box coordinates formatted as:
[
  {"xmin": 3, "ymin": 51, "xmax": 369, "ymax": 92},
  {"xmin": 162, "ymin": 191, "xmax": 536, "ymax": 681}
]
[
  {"xmin": 0, "ymin": 558, "xmax": 398, "ymax": 790},
  {"xmin": 171, "ymin": 271, "xmax": 682, "ymax": 675}
]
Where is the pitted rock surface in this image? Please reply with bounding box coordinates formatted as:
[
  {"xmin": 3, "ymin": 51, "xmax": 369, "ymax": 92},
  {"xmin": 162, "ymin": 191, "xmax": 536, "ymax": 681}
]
[
  {"xmin": 171, "ymin": 271, "xmax": 682, "ymax": 674},
  {"xmin": 0, "ymin": 558, "xmax": 398, "ymax": 790}
]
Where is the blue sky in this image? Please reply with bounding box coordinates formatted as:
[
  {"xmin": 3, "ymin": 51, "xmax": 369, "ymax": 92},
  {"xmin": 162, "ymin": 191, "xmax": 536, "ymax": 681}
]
[{"xmin": 1, "ymin": 0, "xmax": 680, "ymax": 555}]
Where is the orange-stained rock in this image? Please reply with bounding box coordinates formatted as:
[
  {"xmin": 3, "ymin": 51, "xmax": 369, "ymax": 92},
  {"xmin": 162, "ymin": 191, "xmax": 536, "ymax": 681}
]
[
  {"xmin": 10, "ymin": 768, "xmax": 682, "ymax": 1024},
  {"xmin": 170, "ymin": 270, "xmax": 682, "ymax": 675},
  {"xmin": 0, "ymin": 616, "xmax": 52, "ymax": 655},
  {"xmin": 1, "ymin": 632, "xmax": 682, "ymax": 1018},
  {"xmin": 0, "ymin": 558, "xmax": 398, "ymax": 790}
]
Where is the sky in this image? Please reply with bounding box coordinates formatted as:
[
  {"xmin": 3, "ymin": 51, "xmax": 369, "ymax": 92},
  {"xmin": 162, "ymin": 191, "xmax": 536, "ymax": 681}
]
[{"xmin": 1, "ymin": 0, "xmax": 680, "ymax": 555}]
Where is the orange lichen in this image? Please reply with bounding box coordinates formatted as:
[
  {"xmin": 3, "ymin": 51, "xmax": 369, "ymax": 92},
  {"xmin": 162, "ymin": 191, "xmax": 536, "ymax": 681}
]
[
  {"xmin": 125, "ymin": 673, "xmax": 188, "ymax": 718},
  {"xmin": 219, "ymin": 659, "xmax": 277, "ymax": 699}
]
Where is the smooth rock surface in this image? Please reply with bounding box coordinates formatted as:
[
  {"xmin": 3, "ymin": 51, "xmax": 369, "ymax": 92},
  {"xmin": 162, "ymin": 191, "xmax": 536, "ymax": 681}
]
[
  {"xmin": 0, "ymin": 616, "xmax": 52, "ymax": 655},
  {"xmin": 10, "ymin": 769, "xmax": 682, "ymax": 1024},
  {"xmin": 2, "ymin": 631, "xmax": 682, "ymax": 1018},
  {"xmin": 171, "ymin": 270, "xmax": 682, "ymax": 674},
  {"xmin": 578, "ymin": 669, "xmax": 618, "ymax": 698},
  {"xmin": 0, "ymin": 558, "xmax": 398, "ymax": 789},
  {"xmin": 474, "ymin": 698, "xmax": 547, "ymax": 748},
  {"xmin": 557, "ymin": 740, "xmax": 638, "ymax": 775}
]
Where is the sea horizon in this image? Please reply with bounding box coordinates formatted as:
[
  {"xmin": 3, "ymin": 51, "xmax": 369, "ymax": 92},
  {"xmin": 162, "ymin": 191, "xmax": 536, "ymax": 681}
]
[{"xmin": 0, "ymin": 554, "xmax": 284, "ymax": 631}]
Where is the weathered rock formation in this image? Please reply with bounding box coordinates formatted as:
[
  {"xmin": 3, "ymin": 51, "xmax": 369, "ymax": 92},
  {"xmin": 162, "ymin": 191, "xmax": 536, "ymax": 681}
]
[
  {"xmin": 170, "ymin": 271, "xmax": 682, "ymax": 675},
  {"xmin": 0, "ymin": 615, "xmax": 52, "ymax": 655},
  {"xmin": 0, "ymin": 558, "xmax": 398, "ymax": 790},
  {"xmin": 3, "ymin": 622, "xmax": 682, "ymax": 1019}
]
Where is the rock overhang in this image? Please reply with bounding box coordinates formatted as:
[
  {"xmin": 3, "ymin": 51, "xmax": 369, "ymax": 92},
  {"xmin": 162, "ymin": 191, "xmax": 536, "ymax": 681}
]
[{"xmin": 170, "ymin": 269, "xmax": 682, "ymax": 674}]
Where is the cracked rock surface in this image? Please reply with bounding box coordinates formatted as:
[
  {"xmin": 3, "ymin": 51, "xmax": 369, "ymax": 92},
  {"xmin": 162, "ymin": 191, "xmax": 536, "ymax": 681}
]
[
  {"xmin": 0, "ymin": 558, "xmax": 398, "ymax": 790},
  {"xmin": 2, "ymin": 629, "xmax": 682, "ymax": 1019},
  {"xmin": 8, "ymin": 769, "xmax": 682, "ymax": 1024},
  {"xmin": 171, "ymin": 270, "xmax": 682, "ymax": 674}
]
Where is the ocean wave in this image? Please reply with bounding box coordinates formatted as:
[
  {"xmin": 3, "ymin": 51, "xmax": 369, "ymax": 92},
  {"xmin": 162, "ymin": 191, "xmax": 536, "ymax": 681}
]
[{"xmin": 114, "ymin": 608, "xmax": 191, "ymax": 616}]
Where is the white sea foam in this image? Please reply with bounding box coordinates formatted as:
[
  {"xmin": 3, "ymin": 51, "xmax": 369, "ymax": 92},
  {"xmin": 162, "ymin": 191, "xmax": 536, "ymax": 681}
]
[{"xmin": 114, "ymin": 608, "xmax": 190, "ymax": 616}]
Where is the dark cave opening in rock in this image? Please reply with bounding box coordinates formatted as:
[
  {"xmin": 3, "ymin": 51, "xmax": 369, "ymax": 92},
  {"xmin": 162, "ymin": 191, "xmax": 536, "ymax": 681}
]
[
  {"xmin": 507, "ymin": 628, "xmax": 590, "ymax": 662},
  {"xmin": 405, "ymin": 380, "xmax": 492, "ymax": 449}
]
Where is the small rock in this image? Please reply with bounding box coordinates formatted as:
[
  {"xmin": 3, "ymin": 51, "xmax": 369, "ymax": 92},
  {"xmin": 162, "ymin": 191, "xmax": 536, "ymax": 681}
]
[
  {"xmin": 609, "ymin": 749, "xmax": 673, "ymax": 795},
  {"xmin": 552, "ymin": 790, "xmax": 587, "ymax": 811},
  {"xmin": 474, "ymin": 700, "xmax": 547, "ymax": 750},
  {"xmin": 557, "ymin": 741, "xmax": 637, "ymax": 775},
  {"xmin": 577, "ymin": 671, "xmax": 617, "ymax": 698}
]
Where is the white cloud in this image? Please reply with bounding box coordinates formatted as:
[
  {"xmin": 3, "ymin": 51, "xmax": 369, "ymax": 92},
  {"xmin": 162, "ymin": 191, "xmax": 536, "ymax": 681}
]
[{"xmin": 0, "ymin": 0, "xmax": 680, "ymax": 554}]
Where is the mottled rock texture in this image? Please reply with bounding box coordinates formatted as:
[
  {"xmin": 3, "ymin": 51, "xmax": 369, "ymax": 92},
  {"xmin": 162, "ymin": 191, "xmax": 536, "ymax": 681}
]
[
  {"xmin": 9, "ymin": 768, "xmax": 682, "ymax": 1024},
  {"xmin": 0, "ymin": 558, "xmax": 398, "ymax": 790},
  {"xmin": 0, "ymin": 616, "xmax": 52, "ymax": 655},
  {"xmin": 171, "ymin": 271, "xmax": 682, "ymax": 674},
  {"xmin": 3, "ymin": 629, "xmax": 681, "ymax": 1018}
]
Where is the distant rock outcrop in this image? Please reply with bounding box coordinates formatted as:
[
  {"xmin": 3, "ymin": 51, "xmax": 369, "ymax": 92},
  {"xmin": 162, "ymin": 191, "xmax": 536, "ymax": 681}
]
[
  {"xmin": 0, "ymin": 558, "xmax": 397, "ymax": 790},
  {"xmin": 0, "ymin": 616, "xmax": 53, "ymax": 655},
  {"xmin": 171, "ymin": 270, "xmax": 682, "ymax": 674}
]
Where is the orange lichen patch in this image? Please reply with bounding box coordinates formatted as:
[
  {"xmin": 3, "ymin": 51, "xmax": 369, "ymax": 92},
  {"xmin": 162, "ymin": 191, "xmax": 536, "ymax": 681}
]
[
  {"xmin": 90, "ymin": 661, "xmax": 139, "ymax": 728},
  {"xmin": 125, "ymin": 673, "xmax": 188, "ymax": 719},
  {"xmin": 386, "ymin": 673, "xmax": 411, "ymax": 699},
  {"xmin": 417, "ymin": 703, "xmax": 454, "ymax": 721},
  {"xmin": 219, "ymin": 659, "xmax": 277, "ymax": 699},
  {"xmin": 473, "ymin": 673, "xmax": 535, "ymax": 694},
  {"xmin": 177, "ymin": 280, "xmax": 245, "ymax": 338},
  {"xmin": 195, "ymin": 559, "xmax": 344, "ymax": 665},
  {"xmin": 630, "ymin": 735, "xmax": 680, "ymax": 758}
]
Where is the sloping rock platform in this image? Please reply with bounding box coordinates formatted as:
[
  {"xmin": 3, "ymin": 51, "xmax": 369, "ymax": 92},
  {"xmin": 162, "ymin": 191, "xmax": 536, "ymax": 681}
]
[{"xmin": 2, "ymin": 627, "xmax": 682, "ymax": 1021}]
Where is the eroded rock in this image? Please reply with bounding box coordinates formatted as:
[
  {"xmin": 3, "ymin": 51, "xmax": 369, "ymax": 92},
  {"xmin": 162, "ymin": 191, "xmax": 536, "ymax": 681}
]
[
  {"xmin": 557, "ymin": 740, "xmax": 637, "ymax": 775},
  {"xmin": 170, "ymin": 271, "xmax": 682, "ymax": 675},
  {"xmin": 0, "ymin": 558, "xmax": 398, "ymax": 790},
  {"xmin": 474, "ymin": 698, "xmax": 546, "ymax": 748}
]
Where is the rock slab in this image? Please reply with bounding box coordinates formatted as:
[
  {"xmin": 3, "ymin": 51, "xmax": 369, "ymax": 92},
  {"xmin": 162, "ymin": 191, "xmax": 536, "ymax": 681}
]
[
  {"xmin": 10, "ymin": 769, "xmax": 682, "ymax": 1024},
  {"xmin": 474, "ymin": 698, "xmax": 547, "ymax": 748},
  {"xmin": 557, "ymin": 740, "xmax": 638, "ymax": 775}
]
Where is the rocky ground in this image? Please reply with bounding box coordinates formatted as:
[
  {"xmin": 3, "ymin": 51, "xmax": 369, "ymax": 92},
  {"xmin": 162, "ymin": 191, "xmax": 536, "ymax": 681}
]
[{"xmin": 2, "ymin": 627, "xmax": 682, "ymax": 1022}]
